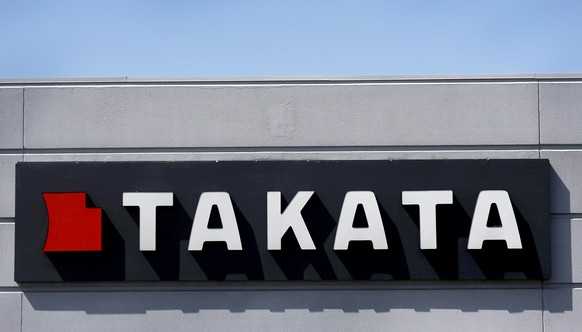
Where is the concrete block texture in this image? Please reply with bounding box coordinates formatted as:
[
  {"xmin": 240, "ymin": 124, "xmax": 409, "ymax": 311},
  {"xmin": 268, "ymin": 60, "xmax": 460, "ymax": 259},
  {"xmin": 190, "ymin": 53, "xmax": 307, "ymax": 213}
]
[
  {"xmin": 548, "ymin": 218, "xmax": 582, "ymax": 283},
  {"xmin": 23, "ymin": 83, "xmax": 539, "ymax": 149},
  {"xmin": 540, "ymin": 82, "xmax": 582, "ymax": 144},
  {"xmin": 0, "ymin": 88, "xmax": 23, "ymax": 149},
  {"xmin": 0, "ymin": 292, "xmax": 22, "ymax": 332},
  {"xmin": 0, "ymin": 223, "xmax": 16, "ymax": 287},
  {"xmin": 0, "ymin": 154, "xmax": 22, "ymax": 218},
  {"xmin": 544, "ymin": 286, "xmax": 582, "ymax": 332},
  {"xmin": 22, "ymin": 288, "xmax": 542, "ymax": 332},
  {"xmin": 541, "ymin": 150, "xmax": 582, "ymax": 213}
]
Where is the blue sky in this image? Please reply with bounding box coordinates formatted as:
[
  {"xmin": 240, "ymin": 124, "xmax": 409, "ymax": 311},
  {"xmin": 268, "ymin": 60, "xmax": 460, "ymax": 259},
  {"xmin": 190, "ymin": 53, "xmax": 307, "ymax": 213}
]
[{"xmin": 1, "ymin": 0, "xmax": 581, "ymax": 78}]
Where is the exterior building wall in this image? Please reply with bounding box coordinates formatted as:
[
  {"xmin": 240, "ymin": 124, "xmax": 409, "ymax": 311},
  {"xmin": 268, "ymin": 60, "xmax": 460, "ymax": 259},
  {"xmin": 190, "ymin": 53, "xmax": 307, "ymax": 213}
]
[{"xmin": 0, "ymin": 76, "xmax": 581, "ymax": 331}]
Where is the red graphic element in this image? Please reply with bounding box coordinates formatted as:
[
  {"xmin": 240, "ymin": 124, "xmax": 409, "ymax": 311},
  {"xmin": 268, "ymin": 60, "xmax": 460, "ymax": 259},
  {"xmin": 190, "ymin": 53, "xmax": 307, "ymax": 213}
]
[{"xmin": 43, "ymin": 193, "xmax": 102, "ymax": 252}]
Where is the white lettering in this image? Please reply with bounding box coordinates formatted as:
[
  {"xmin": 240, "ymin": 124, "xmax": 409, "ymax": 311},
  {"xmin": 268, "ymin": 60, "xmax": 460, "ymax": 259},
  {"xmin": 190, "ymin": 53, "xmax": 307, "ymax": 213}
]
[
  {"xmin": 267, "ymin": 191, "xmax": 316, "ymax": 250},
  {"xmin": 467, "ymin": 190, "xmax": 522, "ymax": 249},
  {"xmin": 188, "ymin": 192, "xmax": 243, "ymax": 251},
  {"xmin": 122, "ymin": 192, "xmax": 174, "ymax": 251},
  {"xmin": 333, "ymin": 191, "xmax": 388, "ymax": 250},
  {"xmin": 402, "ymin": 190, "xmax": 453, "ymax": 249}
]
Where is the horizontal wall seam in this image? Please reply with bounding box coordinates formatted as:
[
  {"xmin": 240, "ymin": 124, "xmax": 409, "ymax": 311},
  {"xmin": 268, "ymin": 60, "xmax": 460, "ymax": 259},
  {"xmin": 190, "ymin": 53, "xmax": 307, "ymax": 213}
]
[
  {"xmin": 6, "ymin": 145, "xmax": 582, "ymax": 155},
  {"xmin": 550, "ymin": 213, "xmax": 582, "ymax": 218},
  {"xmin": 4, "ymin": 146, "xmax": 550, "ymax": 154}
]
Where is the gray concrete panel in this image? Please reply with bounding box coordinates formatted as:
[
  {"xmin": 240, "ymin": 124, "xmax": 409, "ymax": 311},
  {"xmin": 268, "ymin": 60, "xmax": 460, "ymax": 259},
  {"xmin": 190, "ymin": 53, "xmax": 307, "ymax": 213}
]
[
  {"xmin": 0, "ymin": 155, "xmax": 22, "ymax": 218},
  {"xmin": 22, "ymin": 288, "xmax": 541, "ymax": 332},
  {"xmin": 547, "ymin": 218, "xmax": 582, "ymax": 283},
  {"xmin": 0, "ymin": 223, "xmax": 16, "ymax": 287},
  {"xmin": 541, "ymin": 150, "xmax": 582, "ymax": 214},
  {"xmin": 540, "ymin": 83, "xmax": 582, "ymax": 144},
  {"xmin": 544, "ymin": 286, "xmax": 582, "ymax": 332},
  {"xmin": 0, "ymin": 88, "xmax": 23, "ymax": 149},
  {"xmin": 24, "ymin": 83, "xmax": 539, "ymax": 149},
  {"xmin": 7, "ymin": 78, "xmax": 576, "ymax": 331},
  {"xmin": 0, "ymin": 292, "xmax": 22, "ymax": 332}
]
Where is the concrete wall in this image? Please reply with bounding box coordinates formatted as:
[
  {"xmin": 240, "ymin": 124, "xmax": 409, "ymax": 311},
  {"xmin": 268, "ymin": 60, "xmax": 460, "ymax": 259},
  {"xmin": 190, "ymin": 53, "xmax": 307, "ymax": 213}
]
[{"xmin": 1, "ymin": 76, "xmax": 581, "ymax": 331}]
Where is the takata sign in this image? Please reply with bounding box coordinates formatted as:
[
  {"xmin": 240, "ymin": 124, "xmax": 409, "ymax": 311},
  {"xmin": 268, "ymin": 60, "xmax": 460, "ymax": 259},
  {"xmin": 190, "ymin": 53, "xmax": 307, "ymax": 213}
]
[{"xmin": 15, "ymin": 160, "xmax": 550, "ymax": 282}]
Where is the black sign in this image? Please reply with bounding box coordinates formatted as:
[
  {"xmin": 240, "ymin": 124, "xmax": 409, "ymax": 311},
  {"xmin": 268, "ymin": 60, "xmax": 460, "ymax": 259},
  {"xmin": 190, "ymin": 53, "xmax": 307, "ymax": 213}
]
[{"xmin": 15, "ymin": 160, "xmax": 550, "ymax": 282}]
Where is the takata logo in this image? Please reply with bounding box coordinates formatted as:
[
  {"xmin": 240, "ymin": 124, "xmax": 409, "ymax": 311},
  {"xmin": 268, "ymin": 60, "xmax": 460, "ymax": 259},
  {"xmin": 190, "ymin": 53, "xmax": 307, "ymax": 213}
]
[
  {"xmin": 43, "ymin": 193, "xmax": 102, "ymax": 252},
  {"xmin": 42, "ymin": 190, "xmax": 524, "ymax": 253},
  {"xmin": 15, "ymin": 160, "xmax": 551, "ymax": 282}
]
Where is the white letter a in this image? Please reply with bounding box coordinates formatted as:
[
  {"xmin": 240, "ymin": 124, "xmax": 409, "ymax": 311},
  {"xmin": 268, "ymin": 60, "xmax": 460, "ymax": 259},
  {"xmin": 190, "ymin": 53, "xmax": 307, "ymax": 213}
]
[
  {"xmin": 188, "ymin": 192, "xmax": 243, "ymax": 251},
  {"xmin": 333, "ymin": 191, "xmax": 388, "ymax": 250},
  {"xmin": 468, "ymin": 190, "xmax": 522, "ymax": 250}
]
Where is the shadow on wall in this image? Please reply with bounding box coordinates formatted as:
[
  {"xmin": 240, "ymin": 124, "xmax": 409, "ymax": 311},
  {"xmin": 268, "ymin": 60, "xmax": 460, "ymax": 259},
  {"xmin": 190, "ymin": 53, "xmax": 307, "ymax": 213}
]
[
  {"xmin": 543, "ymin": 166, "xmax": 573, "ymax": 314},
  {"xmin": 550, "ymin": 164, "xmax": 571, "ymax": 215},
  {"xmin": 23, "ymin": 287, "xmax": 550, "ymax": 314},
  {"xmin": 549, "ymin": 166, "xmax": 572, "ymax": 282}
]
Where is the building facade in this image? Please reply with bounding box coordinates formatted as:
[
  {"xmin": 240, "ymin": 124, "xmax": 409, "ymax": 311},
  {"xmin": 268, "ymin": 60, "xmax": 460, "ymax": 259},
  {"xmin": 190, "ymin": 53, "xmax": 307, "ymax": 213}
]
[{"xmin": 0, "ymin": 75, "xmax": 581, "ymax": 331}]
